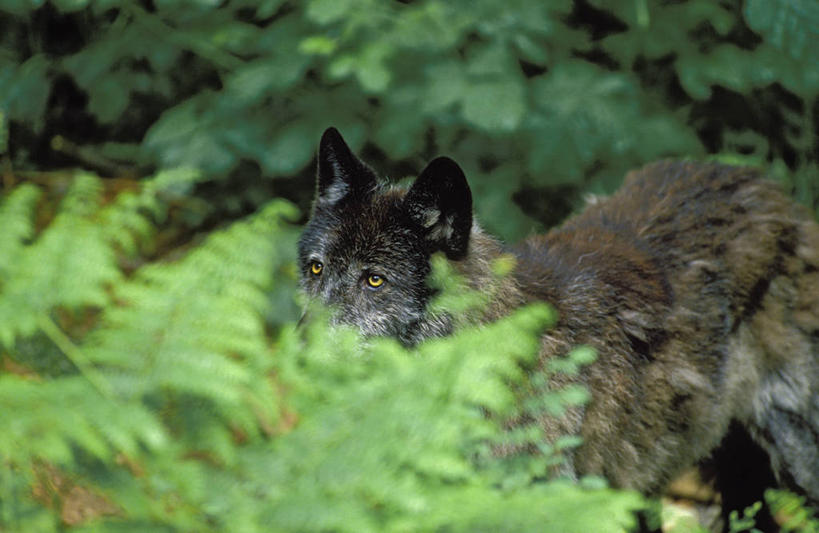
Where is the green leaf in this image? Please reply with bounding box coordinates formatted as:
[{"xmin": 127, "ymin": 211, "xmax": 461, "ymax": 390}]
[
  {"xmin": 462, "ymin": 78, "xmax": 526, "ymax": 132},
  {"xmin": 467, "ymin": 42, "xmax": 515, "ymax": 77},
  {"xmin": 0, "ymin": 54, "xmax": 51, "ymax": 130},
  {"xmin": 470, "ymin": 163, "xmax": 540, "ymax": 241},
  {"xmin": 299, "ymin": 35, "xmax": 338, "ymax": 55},
  {"xmin": 259, "ymin": 120, "xmax": 321, "ymax": 175},
  {"xmin": 306, "ymin": 0, "xmax": 360, "ymax": 25},
  {"xmin": 676, "ymin": 43, "xmax": 817, "ymax": 99},
  {"xmin": 423, "ymin": 61, "xmax": 468, "ymax": 114},
  {"xmin": 0, "ymin": 175, "xmax": 123, "ymax": 345},
  {"xmin": 145, "ymin": 95, "xmax": 238, "ymax": 174},
  {"xmin": 87, "ymin": 76, "xmax": 131, "ymax": 123},
  {"xmin": 355, "ymin": 43, "xmax": 393, "ymax": 93},
  {"xmin": 745, "ymin": 0, "xmax": 819, "ymax": 62},
  {"xmin": 373, "ymin": 85, "xmax": 426, "ymax": 159},
  {"xmin": 0, "ymin": 184, "xmax": 40, "ymax": 277}
]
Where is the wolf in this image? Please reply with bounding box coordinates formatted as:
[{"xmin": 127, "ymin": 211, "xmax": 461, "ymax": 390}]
[{"xmin": 298, "ymin": 127, "xmax": 819, "ymax": 512}]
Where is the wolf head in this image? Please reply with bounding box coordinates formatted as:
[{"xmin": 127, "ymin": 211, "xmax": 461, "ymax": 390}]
[{"xmin": 298, "ymin": 127, "xmax": 473, "ymax": 345}]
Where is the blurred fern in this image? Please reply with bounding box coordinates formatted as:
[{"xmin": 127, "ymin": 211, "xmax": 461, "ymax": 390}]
[
  {"xmin": 0, "ymin": 174, "xmax": 649, "ymax": 532},
  {"xmin": 0, "ymin": 172, "xmax": 302, "ymax": 531},
  {"xmin": 0, "ymin": 175, "xmax": 118, "ymax": 346},
  {"xmin": 261, "ymin": 301, "xmax": 642, "ymax": 533},
  {"xmin": 766, "ymin": 489, "xmax": 819, "ymax": 532}
]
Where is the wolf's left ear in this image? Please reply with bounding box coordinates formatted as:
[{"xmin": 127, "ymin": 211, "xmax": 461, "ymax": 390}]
[
  {"xmin": 405, "ymin": 157, "xmax": 473, "ymax": 259},
  {"xmin": 316, "ymin": 127, "xmax": 378, "ymax": 206}
]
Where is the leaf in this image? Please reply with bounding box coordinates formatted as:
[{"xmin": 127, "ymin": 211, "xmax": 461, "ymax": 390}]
[
  {"xmin": 256, "ymin": 0, "xmax": 287, "ymax": 18},
  {"xmin": 0, "ymin": 175, "xmax": 122, "ymax": 346},
  {"xmin": 744, "ymin": 0, "xmax": 819, "ymax": 62},
  {"xmin": 259, "ymin": 120, "xmax": 322, "ymax": 175},
  {"xmin": 0, "ymin": 375, "xmax": 166, "ymax": 465},
  {"xmin": 469, "ymin": 163, "xmax": 540, "ymax": 241},
  {"xmin": 423, "ymin": 61, "xmax": 468, "ymax": 114},
  {"xmin": 462, "ymin": 78, "xmax": 526, "ymax": 132},
  {"xmin": 676, "ymin": 43, "xmax": 817, "ymax": 99},
  {"xmin": 306, "ymin": 0, "xmax": 359, "ymax": 25},
  {"xmin": 144, "ymin": 95, "xmax": 237, "ymax": 174},
  {"xmin": 467, "ymin": 42, "xmax": 515, "ymax": 77},
  {"xmin": 87, "ymin": 76, "xmax": 131, "ymax": 123},
  {"xmin": 0, "ymin": 54, "xmax": 51, "ymax": 130},
  {"xmin": 354, "ymin": 43, "xmax": 393, "ymax": 93},
  {"xmin": 373, "ymin": 85, "xmax": 426, "ymax": 159},
  {"xmin": 0, "ymin": 184, "xmax": 41, "ymax": 277}
]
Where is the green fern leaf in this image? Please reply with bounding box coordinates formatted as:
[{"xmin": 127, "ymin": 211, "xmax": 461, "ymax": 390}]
[
  {"xmin": 83, "ymin": 200, "xmax": 299, "ymax": 463},
  {"xmin": 0, "ymin": 183, "xmax": 40, "ymax": 278},
  {"xmin": 0, "ymin": 175, "xmax": 120, "ymax": 346},
  {"xmin": 0, "ymin": 376, "xmax": 165, "ymax": 465}
]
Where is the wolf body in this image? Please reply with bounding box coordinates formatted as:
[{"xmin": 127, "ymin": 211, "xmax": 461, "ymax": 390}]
[{"xmin": 298, "ymin": 127, "xmax": 819, "ymax": 505}]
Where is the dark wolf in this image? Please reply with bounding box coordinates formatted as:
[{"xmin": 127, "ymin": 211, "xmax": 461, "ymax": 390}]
[{"xmin": 298, "ymin": 127, "xmax": 819, "ymax": 513}]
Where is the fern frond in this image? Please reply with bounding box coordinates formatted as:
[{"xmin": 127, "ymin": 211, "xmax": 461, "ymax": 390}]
[
  {"xmin": 252, "ymin": 304, "xmax": 642, "ymax": 533},
  {"xmin": 0, "ymin": 375, "xmax": 165, "ymax": 466},
  {"xmin": 97, "ymin": 168, "xmax": 202, "ymax": 256},
  {"xmin": 0, "ymin": 174, "xmax": 650, "ymax": 532},
  {"xmin": 0, "ymin": 175, "xmax": 119, "ymax": 346},
  {"xmin": 82, "ymin": 200, "xmax": 300, "ymax": 463},
  {"xmin": 0, "ymin": 183, "xmax": 41, "ymax": 277}
]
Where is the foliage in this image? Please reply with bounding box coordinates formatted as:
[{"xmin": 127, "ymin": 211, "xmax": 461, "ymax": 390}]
[
  {"xmin": 728, "ymin": 500, "xmax": 766, "ymax": 533},
  {"xmin": 0, "ymin": 1, "xmax": 816, "ymax": 531},
  {"xmin": 0, "ymin": 175, "xmax": 645, "ymax": 531},
  {"xmin": 0, "ymin": 0, "xmax": 816, "ymax": 240},
  {"xmin": 765, "ymin": 490, "xmax": 819, "ymax": 533}
]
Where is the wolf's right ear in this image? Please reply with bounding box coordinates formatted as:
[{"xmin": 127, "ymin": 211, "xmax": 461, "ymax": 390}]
[
  {"xmin": 405, "ymin": 157, "xmax": 473, "ymax": 260},
  {"xmin": 315, "ymin": 127, "xmax": 377, "ymax": 207}
]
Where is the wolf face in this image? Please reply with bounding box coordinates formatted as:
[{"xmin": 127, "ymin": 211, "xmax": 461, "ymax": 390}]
[{"xmin": 297, "ymin": 128, "xmax": 472, "ymax": 345}]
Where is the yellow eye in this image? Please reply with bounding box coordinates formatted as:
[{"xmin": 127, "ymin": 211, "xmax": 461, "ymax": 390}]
[
  {"xmin": 367, "ymin": 274, "xmax": 384, "ymax": 288},
  {"xmin": 310, "ymin": 261, "xmax": 323, "ymax": 275}
]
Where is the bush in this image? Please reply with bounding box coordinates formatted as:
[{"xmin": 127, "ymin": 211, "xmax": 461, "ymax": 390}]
[{"xmin": 1, "ymin": 0, "xmax": 817, "ymax": 238}]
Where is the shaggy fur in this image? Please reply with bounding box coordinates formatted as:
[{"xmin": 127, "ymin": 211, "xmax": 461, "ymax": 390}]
[{"xmin": 298, "ymin": 128, "xmax": 819, "ymax": 507}]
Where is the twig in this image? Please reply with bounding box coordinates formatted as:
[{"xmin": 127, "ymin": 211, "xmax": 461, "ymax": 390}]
[{"xmin": 50, "ymin": 136, "xmax": 136, "ymax": 178}]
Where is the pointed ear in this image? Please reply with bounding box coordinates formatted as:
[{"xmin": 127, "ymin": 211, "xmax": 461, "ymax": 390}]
[
  {"xmin": 315, "ymin": 127, "xmax": 377, "ymax": 206},
  {"xmin": 405, "ymin": 157, "xmax": 473, "ymax": 259}
]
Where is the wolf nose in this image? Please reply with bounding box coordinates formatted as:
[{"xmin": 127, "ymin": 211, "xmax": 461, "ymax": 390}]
[{"xmin": 323, "ymin": 285, "xmax": 343, "ymax": 304}]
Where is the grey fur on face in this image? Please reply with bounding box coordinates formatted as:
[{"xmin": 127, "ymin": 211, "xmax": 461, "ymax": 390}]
[{"xmin": 299, "ymin": 128, "xmax": 470, "ymax": 345}]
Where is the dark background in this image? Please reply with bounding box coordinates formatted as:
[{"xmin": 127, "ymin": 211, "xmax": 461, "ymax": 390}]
[{"xmin": 2, "ymin": 0, "xmax": 817, "ymax": 241}]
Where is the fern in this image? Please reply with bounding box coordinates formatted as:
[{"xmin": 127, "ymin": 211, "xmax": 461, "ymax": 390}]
[
  {"xmin": 766, "ymin": 489, "xmax": 819, "ymax": 532},
  {"xmin": 0, "ymin": 375, "xmax": 164, "ymax": 466},
  {"xmin": 83, "ymin": 200, "xmax": 299, "ymax": 462},
  {"xmin": 0, "ymin": 175, "xmax": 116, "ymax": 346},
  {"xmin": 0, "ymin": 183, "xmax": 40, "ymax": 278},
  {"xmin": 0, "ymin": 172, "xmax": 300, "ymax": 531},
  {"xmin": 0, "ymin": 174, "xmax": 648, "ymax": 531},
  {"xmin": 252, "ymin": 304, "xmax": 643, "ymax": 533}
]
